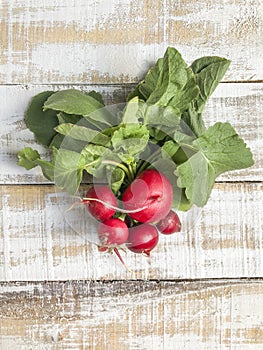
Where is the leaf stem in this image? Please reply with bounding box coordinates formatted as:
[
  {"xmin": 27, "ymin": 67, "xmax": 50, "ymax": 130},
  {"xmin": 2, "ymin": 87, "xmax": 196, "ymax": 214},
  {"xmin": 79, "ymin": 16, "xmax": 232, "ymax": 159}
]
[
  {"xmin": 102, "ymin": 159, "xmax": 133, "ymax": 182},
  {"xmin": 136, "ymin": 148, "xmax": 162, "ymax": 175},
  {"xmin": 128, "ymin": 163, "xmax": 135, "ymax": 180}
]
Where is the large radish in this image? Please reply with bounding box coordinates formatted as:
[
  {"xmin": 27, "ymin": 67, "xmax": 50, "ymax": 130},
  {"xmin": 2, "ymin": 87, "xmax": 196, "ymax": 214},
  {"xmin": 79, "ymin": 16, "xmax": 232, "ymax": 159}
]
[{"xmin": 122, "ymin": 169, "xmax": 173, "ymax": 223}]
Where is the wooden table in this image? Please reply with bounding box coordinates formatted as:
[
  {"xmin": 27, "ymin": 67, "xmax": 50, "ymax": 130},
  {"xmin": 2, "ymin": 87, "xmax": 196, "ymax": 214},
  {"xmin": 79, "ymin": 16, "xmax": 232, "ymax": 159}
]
[{"xmin": 0, "ymin": 1, "xmax": 262, "ymax": 348}]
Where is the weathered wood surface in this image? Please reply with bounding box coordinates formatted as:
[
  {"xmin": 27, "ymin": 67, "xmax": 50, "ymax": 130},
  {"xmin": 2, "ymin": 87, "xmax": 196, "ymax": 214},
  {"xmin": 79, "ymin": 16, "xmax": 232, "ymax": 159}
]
[
  {"xmin": 0, "ymin": 0, "xmax": 262, "ymax": 84},
  {"xmin": 1, "ymin": 0, "xmax": 263, "ymax": 348},
  {"xmin": 0, "ymin": 182, "xmax": 262, "ymax": 281},
  {"xmin": 0, "ymin": 83, "xmax": 262, "ymax": 184},
  {"xmin": 1, "ymin": 280, "xmax": 263, "ymax": 349}
]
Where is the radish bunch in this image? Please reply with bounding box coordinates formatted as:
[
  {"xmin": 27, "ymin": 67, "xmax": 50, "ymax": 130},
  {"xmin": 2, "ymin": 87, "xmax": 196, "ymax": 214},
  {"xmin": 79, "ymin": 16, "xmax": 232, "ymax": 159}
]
[
  {"xmin": 83, "ymin": 169, "xmax": 182, "ymax": 261},
  {"xmin": 17, "ymin": 46, "xmax": 254, "ymax": 271}
]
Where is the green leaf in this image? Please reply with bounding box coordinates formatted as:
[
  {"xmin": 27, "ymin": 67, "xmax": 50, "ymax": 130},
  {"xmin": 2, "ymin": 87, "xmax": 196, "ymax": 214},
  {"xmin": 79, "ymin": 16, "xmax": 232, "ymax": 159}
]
[
  {"xmin": 127, "ymin": 58, "xmax": 164, "ymax": 101},
  {"xmin": 173, "ymin": 131, "xmax": 196, "ymax": 145},
  {"xmin": 162, "ymin": 140, "xmax": 180, "ymax": 160},
  {"xmin": 87, "ymin": 90, "xmax": 105, "ymax": 105},
  {"xmin": 122, "ymin": 97, "xmax": 146, "ymax": 124},
  {"xmin": 139, "ymin": 58, "xmax": 164, "ymax": 100},
  {"xmin": 172, "ymin": 132, "xmax": 198, "ymax": 164},
  {"xmin": 25, "ymin": 91, "xmax": 58, "ymax": 147},
  {"xmin": 181, "ymin": 107, "xmax": 206, "ymax": 137},
  {"xmin": 43, "ymin": 89, "xmax": 103, "ymax": 116},
  {"xmin": 81, "ymin": 144, "xmax": 108, "ymax": 175},
  {"xmin": 48, "ymin": 133, "xmax": 64, "ymax": 149},
  {"xmin": 177, "ymin": 152, "xmax": 215, "ymax": 207},
  {"xmin": 147, "ymin": 47, "xmax": 199, "ymax": 113},
  {"xmin": 191, "ymin": 56, "xmax": 231, "ymax": 113},
  {"xmin": 145, "ymin": 104, "xmax": 181, "ymax": 137},
  {"xmin": 18, "ymin": 147, "xmax": 41, "ymax": 170},
  {"xmin": 55, "ymin": 123, "xmax": 110, "ymax": 145},
  {"xmin": 53, "ymin": 149, "xmax": 86, "ymax": 195},
  {"xmin": 44, "ymin": 89, "xmax": 118, "ymax": 129},
  {"xmin": 50, "ymin": 133, "xmax": 89, "ymax": 153},
  {"xmin": 148, "ymin": 127, "xmax": 168, "ymax": 141},
  {"xmin": 111, "ymin": 124, "xmax": 149, "ymax": 162},
  {"xmin": 18, "ymin": 147, "xmax": 55, "ymax": 181},
  {"xmin": 57, "ymin": 112, "xmax": 83, "ymax": 125},
  {"xmin": 177, "ymin": 122, "xmax": 254, "ymax": 206},
  {"xmin": 181, "ymin": 56, "xmax": 230, "ymax": 137},
  {"xmin": 127, "ymin": 84, "xmax": 144, "ymax": 101},
  {"xmin": 107, "ymin": 167, "xmax": 126, "ymax": 194},
  {"xmin": 194, "ymin": 122, "xmax": 254, "ymax": 174},
  {"xmin": 84, "ymin": 105, "xmax": 121, "ymax": 128}
]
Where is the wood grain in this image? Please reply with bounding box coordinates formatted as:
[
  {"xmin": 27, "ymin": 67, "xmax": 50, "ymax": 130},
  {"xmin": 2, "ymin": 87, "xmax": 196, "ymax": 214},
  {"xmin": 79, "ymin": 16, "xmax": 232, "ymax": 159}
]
[
  {"xmin": 1, "ymin": 280, "xmax": 263, "ymax": 349},
  {"xmin": 0, "ymin": 0, "xmax": 262, "ymax": 84},
  {"xmin": 0, "ymin": 182, "xmax": 262, "ymax": 281},
  {"xmin": 0, "ymin": 83, "xmax": 262, "ymax": 184},
  {"xmin": 1, "ymin": 0, "xmax": 262, "ymax": 348}
]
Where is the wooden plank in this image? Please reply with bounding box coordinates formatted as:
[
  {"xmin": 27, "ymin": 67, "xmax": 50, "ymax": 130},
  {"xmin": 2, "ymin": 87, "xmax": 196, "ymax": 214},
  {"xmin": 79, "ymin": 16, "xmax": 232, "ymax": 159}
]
[
  {"xmin": 0, "ymin": 182, "xmax": 262, "ymax": 281},
  {"xmin": 1, "ymin": 280, "xmax": 263, "ymax": 349},
  {"xmin": 0, "ymin": 83, "xmax": 262, "ymax": 184},
  {"xmin": 0, "ymin": 0, "xmax": 262, "ymax": 84}
]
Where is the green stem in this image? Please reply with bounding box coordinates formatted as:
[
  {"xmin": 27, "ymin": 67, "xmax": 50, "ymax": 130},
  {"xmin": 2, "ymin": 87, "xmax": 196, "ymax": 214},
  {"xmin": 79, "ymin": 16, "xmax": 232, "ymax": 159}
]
[
  {"xmin": 102, "ymin": 124, "xmax": 121, "ymax": 136},
  {"xmin": 136, "ymin": 148, "xmax": 162, "ymax": 175},
  {"xmin": 84, "ymin": 160, "xmax": 99, "ymax": 168},
  {"xmin": 128, "ymin": 163, "xmax": 135, "ymax": 181},
  {"xmin": 101, "ymin": 160, "xmax": 133, "ymax": 182}
]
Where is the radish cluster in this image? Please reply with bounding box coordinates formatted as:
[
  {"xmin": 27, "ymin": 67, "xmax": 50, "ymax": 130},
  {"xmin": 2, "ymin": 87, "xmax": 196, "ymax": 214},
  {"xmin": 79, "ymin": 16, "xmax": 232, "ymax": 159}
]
[{"xmin": 84, "ymin": 170, "xmax": 182, "ymax": 263}]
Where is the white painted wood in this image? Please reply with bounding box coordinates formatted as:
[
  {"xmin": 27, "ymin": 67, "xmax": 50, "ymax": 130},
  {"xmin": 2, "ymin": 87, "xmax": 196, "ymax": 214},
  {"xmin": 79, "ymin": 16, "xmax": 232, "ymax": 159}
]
[
  {"xmin": 0, "ymin": 0, "xmax": 262, "ymax": 84},
  {"xmin": 1, "ymin": 281, "xmax": 263, "ymax": 349},
  {"xmin": 0, "ymin": 183, "xmax": 262, "ymax": 281},
  {"xmin": 0, "ymin": 0, "xmax": 262, "ymax": 347},
  {"xmin": 0, "ymin": 83, "xmax": 261, "ymax": 184}
]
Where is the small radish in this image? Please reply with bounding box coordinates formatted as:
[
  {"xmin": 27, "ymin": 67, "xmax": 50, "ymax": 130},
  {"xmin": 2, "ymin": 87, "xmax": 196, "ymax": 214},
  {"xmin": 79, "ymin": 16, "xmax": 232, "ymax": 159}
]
[
  {"xmin": 98, "ymin": 218, "xmax": 129, "ymax": 246},
  {"xmin": 122, "ymin": 169, "xmax": 173, "ymax": 223},
  {"xmin": 127, "ymin": 224, "xmax": 159, "ymax": 256},
  {"xmin": 85, "ymin": 185, "xmax": 117, "ymax": 221},
  {"xmin": 156, "ymin": 210, "xmax": 182, "ymax": 234}
]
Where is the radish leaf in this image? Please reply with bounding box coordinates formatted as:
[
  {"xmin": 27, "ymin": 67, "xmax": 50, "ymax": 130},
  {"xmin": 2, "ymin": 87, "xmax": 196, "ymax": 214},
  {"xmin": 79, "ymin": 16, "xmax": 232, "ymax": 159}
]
[
  {"xmin": 25, "ymin": 91, "xmax": 58, "ymax": 147},
  {"xmin": 177, "ymin": 122, "xmax": 254, "ymax": 206}
]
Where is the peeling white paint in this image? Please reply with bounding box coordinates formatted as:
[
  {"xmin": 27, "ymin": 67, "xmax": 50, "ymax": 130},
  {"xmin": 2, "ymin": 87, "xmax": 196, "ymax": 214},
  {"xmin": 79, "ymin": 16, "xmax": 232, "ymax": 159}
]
[
  {"xmin": 0, "ymin": 0, "xmax": 263, "ymax": 83},
  {"xmin": 0, "ymin": 183, "xmax": 262, "ymax": 281}
]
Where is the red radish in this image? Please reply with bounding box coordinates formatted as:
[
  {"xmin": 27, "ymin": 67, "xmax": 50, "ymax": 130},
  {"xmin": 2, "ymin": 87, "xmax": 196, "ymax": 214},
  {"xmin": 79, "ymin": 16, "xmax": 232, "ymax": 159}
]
[
  {"xmin": 97, "ymin": 245, "xmax": 108, "ymax": 252},
  {"xmin": 127, "ymin": 224, "xmax": 159, "ymax": 256},
  {"xmin": 156, "ymin": 210, "xmax": 182, "ymax": 234},
  {"xmin": 85, "ymin": 185, "xmax": 117, "ymax": 221},
  {"xmin": 122, "ymin": 169, "xmax": 173, "ymax": 223},
  {"xmin": 98, "ymin": 218, "xmax": 129, "ymax": 246}
]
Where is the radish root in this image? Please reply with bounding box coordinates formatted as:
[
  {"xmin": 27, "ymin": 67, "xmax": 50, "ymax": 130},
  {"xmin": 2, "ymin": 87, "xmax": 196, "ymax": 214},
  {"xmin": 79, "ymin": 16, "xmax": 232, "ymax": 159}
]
[{"xmin": 66, "ymin": 196, "xmax": 151, "ymax": 214}]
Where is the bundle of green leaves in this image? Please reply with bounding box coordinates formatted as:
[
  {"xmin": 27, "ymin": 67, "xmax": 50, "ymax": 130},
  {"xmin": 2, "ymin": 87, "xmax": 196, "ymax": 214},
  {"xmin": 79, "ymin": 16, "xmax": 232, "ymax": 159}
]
[{"xmin": 18, "ymin": 47, "xmax": 254, "ymax": 211}]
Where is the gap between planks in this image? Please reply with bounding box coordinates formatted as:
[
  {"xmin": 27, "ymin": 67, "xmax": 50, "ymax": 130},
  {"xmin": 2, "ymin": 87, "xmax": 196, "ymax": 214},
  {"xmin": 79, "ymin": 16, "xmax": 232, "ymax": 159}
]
[
  {"xmin": 1, "ymin": 0, "xmax": 263, "ymax": 84},
  {"xmin": 1, "ymin": 280, "xmax": 263, "ymax": 349}
]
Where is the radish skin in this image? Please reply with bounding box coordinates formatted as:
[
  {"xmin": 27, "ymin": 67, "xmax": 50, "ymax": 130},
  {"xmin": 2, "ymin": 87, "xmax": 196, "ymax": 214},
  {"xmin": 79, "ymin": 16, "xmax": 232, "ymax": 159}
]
[{"xmin": 122, "ymin": 169, "xmax": 173, "ymax": 223}]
